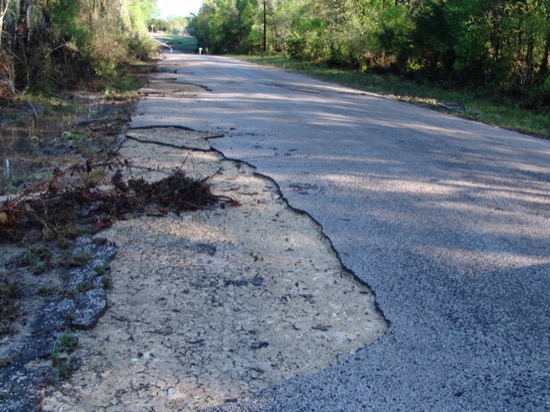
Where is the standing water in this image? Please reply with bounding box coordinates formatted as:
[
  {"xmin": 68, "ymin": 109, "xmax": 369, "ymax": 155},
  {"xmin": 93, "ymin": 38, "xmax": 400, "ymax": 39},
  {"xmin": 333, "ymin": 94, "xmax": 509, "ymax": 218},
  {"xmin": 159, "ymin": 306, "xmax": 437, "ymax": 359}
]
[{"xmin": 0, "ymin": 106, "xmax": 78, "ymax": 195}]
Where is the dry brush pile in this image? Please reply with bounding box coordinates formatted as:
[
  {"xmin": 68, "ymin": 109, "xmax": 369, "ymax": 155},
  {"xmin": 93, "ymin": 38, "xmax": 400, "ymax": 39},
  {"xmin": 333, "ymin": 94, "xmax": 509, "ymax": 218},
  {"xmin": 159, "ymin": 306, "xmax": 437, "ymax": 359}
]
[{"xmin": 0, "ymin": 163, "xmax": 223, "ymax": 243}]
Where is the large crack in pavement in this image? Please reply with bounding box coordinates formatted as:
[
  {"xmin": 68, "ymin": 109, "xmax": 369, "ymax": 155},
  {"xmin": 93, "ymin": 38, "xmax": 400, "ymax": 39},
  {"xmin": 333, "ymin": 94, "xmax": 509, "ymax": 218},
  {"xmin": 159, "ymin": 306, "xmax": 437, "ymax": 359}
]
[{"xmin": 41, "ymin": 81, "xmax": 387, "ymax": 411}]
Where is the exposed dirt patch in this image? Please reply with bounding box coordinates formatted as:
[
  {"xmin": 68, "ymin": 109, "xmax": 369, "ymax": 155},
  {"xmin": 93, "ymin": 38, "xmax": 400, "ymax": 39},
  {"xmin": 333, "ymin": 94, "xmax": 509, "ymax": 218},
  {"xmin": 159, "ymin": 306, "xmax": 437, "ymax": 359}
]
[
  {"xmin": 40, "ymin": 126, "xmax": 387, "ymax": 410},
  {"xmin": 0, "ymin": 91, "xmax": 135, "ymax": 197}
]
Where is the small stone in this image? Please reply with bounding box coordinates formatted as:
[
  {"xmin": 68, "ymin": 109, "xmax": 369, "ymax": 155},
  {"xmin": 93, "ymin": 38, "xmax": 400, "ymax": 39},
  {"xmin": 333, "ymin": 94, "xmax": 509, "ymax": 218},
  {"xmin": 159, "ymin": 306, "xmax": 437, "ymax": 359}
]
[
  {"xmin": 250, "ymin": 341, "xmax": 269, "ymax": 350},
  {"xmin": 250, "ymin": 277, "xmax": 264, "ymax": 286}
]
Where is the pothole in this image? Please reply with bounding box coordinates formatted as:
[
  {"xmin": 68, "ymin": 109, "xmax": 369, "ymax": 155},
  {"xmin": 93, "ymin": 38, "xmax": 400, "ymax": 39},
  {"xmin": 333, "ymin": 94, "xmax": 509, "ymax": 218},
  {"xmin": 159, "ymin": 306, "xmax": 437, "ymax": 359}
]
[{"xmin": 140, "ymin": 78, "xmax": 211, "ymax": 95}]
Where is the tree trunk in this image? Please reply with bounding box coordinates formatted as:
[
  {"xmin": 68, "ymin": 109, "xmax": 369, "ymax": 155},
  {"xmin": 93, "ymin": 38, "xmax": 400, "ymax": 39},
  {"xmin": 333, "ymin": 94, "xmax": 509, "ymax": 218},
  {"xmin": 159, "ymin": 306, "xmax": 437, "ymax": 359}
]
[
  {"xmin": 16, "ymin": 0, "xmax": 32, "ymax": 42},
  {"xmin": 540, "ymin": 32, "xmax": 550, "ymax": 77},
  {"xmin": 0, "ymin": 0, "xmax": 10, "ymax": 46},
  {"xmin": 262, "ymin": 0, "xmax": 267, "ymax": 52},
  {"xmin": 539, "ymin": 0, "xmax": 550, "ymax": 77},
  {"xmin": 13, "ymin": 0, "xmax": 33, "ymax": 87}
]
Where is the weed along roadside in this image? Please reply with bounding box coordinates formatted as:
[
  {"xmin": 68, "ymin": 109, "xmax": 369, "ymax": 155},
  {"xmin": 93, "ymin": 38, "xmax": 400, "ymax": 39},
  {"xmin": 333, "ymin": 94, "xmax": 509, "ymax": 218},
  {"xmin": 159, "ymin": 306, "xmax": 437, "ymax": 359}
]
[{"xmin": 26, "ymin": 71, "xmax": 385, "ymax": 409}]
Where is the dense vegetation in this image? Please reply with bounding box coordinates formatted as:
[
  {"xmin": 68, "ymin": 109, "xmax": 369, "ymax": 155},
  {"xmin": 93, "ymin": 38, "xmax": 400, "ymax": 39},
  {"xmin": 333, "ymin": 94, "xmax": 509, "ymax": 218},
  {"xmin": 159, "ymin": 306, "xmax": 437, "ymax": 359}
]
[
  {"xmin": 0, "ymin": 0, "xmax": 158, "ymax": 100},
  {"xmin": 190, "ymin": 0, "xmax": 550, "ymax": 111},
  {"xmin": 149, "ymin": 15, "xmax": 190, "ymax": 35}
]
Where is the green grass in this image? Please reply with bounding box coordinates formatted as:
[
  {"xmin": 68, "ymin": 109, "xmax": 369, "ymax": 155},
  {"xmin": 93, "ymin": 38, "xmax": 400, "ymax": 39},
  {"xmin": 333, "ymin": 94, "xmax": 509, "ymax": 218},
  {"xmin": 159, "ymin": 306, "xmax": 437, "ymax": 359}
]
[
  {"xmin": 156, "ymin": 34, "xmax": 198, "ymax": 54},
  {"xmin": 49, "ymin": 330, "xmax": 79, "ymax": 381},
  {"xmin": 19, "ymin": 246, "xmax": 53, "ymax": 274},
  {"xmin": 232, "ymin": 55, "xmax": 550, "ymax": 139}
]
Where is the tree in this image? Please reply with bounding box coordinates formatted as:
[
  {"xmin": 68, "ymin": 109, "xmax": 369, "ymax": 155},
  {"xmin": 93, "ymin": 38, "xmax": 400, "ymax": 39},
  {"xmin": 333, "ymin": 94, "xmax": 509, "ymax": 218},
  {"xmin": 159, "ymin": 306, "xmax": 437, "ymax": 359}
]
[
  {"xmin": 0, "ymin": 0, "xmax": 10, "ymax": 46},
  {"xmin": 191, "ymin": 0, "xmax": 550, "ymax": 108},
  {"xmin": 0, "ymin": 0, "xmax": 159, "ymax": 93},
  {"xmin": 191, "ymin": 0, "xmax": 260, "ymax": 53}
]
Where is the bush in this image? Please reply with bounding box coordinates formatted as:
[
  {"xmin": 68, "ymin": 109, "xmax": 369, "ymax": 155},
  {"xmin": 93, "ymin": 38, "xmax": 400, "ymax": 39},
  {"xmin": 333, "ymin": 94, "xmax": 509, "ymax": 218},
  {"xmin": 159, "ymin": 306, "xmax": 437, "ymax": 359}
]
[
  {"xmin": 0, "ymin": 1, "xmax": 157, "ymax": 94},
  {"xmin": 526, "ymin": 75, "xmax": 550, "ymax": 109}
]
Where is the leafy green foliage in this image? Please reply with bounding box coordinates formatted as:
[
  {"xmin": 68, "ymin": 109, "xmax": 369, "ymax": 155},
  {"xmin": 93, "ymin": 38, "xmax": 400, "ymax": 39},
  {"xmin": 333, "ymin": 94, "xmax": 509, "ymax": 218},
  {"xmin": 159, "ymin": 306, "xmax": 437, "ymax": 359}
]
[
  {"xmin": 50, "ymin": 0, "xmax": 88, "ymax": 49},
  {"xmin": 0, "ymin": 0, "xmax": 158, "ymax": 94},
  {"xmin": 191, "ymin": 0, "xmax": 263, "ymax": 54},
  {"xmin": 191, "ymin": 0, "xmax": 550, "ymax": 111}
]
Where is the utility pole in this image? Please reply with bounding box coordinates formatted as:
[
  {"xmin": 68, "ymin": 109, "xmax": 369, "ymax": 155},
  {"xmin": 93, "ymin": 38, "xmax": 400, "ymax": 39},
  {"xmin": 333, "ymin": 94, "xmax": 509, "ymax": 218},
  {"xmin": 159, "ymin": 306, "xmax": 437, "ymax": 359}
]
[{"xmin": 263, "ymin": 0, "xmax": 267, "ymax": 52}]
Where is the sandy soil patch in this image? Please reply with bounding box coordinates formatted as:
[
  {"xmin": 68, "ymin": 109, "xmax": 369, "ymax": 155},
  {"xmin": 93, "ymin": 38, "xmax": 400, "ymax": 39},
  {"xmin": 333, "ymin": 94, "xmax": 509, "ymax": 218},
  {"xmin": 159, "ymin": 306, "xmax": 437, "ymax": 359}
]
[{"xmin": 40, "ymin": 101, "xmax": 386, "ymax": 410}]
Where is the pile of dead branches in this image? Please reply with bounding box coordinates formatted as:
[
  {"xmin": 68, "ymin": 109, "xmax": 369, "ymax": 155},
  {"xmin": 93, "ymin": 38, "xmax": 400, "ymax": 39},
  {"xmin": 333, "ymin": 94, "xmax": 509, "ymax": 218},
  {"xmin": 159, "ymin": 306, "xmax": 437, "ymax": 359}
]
[{"xmin": 0, "ymin": 167, "xmax": 226, "ymax": 243}]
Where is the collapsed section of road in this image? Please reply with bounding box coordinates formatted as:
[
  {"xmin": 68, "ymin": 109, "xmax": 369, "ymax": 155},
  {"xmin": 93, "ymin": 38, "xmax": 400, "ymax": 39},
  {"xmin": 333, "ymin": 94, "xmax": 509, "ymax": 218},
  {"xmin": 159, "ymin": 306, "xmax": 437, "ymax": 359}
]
[{"xmin": 42, "ymin": 126, "xmax": 387, "ymax": 410}]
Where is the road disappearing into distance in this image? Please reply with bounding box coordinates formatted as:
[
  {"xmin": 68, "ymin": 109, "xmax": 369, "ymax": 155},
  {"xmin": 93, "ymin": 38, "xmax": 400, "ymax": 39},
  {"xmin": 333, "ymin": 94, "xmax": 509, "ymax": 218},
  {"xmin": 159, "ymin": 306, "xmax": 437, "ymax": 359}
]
[{"xmin": 132, "ymin": 52, "xmax": 550, "ymax": 411}]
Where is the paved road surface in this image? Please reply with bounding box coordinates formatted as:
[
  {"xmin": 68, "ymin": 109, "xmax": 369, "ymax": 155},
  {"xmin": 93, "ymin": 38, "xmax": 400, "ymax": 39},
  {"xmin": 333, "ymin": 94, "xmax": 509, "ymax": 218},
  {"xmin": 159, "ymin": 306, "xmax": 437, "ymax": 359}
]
[{"xmin": 132, "ymin": 52, "xmax": 550, "ymax": 411}]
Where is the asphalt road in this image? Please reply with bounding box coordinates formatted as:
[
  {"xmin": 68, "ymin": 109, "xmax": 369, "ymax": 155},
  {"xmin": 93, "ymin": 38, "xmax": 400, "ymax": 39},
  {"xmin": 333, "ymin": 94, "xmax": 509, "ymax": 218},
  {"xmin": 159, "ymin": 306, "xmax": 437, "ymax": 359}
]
[{"xmin": 132, "ymin": 52, "xmax": 550, "ymax": 411}]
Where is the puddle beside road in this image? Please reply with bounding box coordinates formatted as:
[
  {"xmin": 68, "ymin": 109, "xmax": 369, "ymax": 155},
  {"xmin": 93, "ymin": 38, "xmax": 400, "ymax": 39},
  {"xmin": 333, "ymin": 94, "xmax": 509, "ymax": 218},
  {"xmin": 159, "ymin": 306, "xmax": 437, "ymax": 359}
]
[
  {"xmin": 0, "ymin": 107, "xmax": 78, "ymax": 194},
  {"xmin": 0, "ymin": 96, "xmax": 130, "ymax": 196}
]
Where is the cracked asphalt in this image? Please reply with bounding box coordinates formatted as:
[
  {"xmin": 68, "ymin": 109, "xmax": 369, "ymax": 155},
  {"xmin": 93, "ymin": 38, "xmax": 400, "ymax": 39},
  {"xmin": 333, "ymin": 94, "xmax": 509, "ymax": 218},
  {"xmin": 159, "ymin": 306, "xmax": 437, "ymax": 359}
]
[
  {"xmin": 41, "ymin": 117, "xmax": 385, "ymax": 410},
  {"xmin": 131, "ymin": 52, "xmax": 550, "ymax": 411}
]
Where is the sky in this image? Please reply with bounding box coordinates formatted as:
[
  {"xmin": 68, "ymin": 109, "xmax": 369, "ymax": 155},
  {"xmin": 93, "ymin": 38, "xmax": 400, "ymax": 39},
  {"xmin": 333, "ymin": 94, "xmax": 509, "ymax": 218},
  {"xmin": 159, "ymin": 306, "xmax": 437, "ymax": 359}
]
[{"xmin": 157, "ymin": 0, "xmax": 203, "ymax": 18}]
